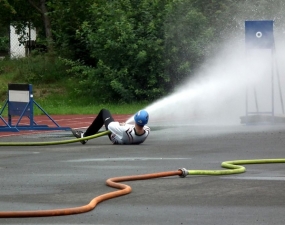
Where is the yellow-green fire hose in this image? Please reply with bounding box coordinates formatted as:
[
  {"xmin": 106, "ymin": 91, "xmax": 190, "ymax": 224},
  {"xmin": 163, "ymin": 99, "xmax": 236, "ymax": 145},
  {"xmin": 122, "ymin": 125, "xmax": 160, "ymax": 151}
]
[
  {"xmin": 0, "ymin": 131, "xmax": 284, "ymax": 217},
  {"xmin": 0, "ymin": 130, "xmax": 111, "ymax": 146}
]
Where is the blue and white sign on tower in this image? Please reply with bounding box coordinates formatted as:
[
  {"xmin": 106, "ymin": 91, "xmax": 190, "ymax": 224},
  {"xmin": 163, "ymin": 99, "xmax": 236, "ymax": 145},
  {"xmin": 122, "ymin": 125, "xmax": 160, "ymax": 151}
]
[
  {"xmin": 243, "ymin": 20, "xmax": 285, "ymax": 125},
  {"xmin": 245, "ymin": 20, "xmax": 274, "ymax": 49}
]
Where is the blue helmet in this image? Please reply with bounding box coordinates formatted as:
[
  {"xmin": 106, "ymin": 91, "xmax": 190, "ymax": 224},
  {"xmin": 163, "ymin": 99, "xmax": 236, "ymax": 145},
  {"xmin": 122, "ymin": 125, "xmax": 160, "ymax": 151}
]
[{"xmin": 134, "ymin": 110, "xmax": 149, "ymax": 126}]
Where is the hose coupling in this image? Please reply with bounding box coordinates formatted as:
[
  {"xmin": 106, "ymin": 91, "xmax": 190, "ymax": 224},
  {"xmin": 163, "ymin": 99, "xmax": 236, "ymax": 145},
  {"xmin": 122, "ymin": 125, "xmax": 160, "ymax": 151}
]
[{"xmin": 178, "ymin": 168, "xmax": 188, "ymax": 178}]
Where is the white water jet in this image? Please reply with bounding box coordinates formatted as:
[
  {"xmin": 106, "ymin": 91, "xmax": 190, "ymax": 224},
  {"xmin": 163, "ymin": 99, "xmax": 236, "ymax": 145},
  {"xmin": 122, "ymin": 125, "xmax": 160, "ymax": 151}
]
[{"xmin": 127, "ymin": 40, "xmax": 285, "ymax": 126}]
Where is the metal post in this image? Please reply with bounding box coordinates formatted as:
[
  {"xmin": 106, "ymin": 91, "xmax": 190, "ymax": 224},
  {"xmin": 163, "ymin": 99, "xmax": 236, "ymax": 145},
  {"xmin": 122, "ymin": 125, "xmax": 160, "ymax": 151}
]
[
  {"xmin": 271, "ymin": 49, "xmax": 275, "ymax": 123},
  {"xmin": 273, "ymin": 45, "xmax": 284, "ymax": 114},
  {"xmin": 29, "ymin": 84, "xmax": 33, "ymax": 127},
  {"xmin": 254, "ymin": 87, "xmax": 259, "ymax": 113},
  {"xmin": 245, "ymin": 87, "xmax": 248, "ymax": 124}
]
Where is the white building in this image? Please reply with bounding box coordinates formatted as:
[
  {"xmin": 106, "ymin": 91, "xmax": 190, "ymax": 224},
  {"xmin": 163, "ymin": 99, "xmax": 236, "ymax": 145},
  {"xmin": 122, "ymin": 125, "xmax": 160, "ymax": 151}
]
[{"xmin": 10, "ymin": 25, "xmax": 36, "ymax": 58}]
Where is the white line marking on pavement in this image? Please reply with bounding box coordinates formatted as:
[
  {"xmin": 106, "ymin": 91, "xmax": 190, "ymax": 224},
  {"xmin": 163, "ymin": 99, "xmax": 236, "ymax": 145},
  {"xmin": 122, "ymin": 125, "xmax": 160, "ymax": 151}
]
[{"xmin": 65, "ymin": 157, "xmax": 192, "ymax": 162}]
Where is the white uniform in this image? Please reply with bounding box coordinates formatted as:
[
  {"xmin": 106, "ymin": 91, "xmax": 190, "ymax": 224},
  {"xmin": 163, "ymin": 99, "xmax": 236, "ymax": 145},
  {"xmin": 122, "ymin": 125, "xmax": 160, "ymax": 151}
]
[{"xmin": 108, "ymin": 122, "xmax": 150, "ymax": 145}]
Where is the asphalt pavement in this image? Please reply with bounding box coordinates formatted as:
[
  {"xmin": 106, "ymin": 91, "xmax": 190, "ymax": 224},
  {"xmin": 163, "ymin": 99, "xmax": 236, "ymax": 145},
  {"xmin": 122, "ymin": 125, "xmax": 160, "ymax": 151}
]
[{"xmin": 0, "ymin": 123, "xmax": 285, "ymax": 225}]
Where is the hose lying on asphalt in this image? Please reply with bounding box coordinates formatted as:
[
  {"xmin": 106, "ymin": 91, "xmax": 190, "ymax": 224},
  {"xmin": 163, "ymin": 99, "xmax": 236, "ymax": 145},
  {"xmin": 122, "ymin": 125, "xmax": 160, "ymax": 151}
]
[
  {"xmin": 0, "ymin": 158, "xmax": 284, "ymax": 218},
  {"xmin": 0, "ymin": 130, "xmax": 111, "ymax": 146}
]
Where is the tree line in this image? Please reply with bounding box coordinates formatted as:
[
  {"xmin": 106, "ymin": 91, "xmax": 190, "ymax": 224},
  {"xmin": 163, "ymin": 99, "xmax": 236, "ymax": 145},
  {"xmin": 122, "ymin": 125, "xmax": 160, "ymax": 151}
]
[{"xmin": 0, "ymin": 0, "xmax": 285, "ymax": 103}]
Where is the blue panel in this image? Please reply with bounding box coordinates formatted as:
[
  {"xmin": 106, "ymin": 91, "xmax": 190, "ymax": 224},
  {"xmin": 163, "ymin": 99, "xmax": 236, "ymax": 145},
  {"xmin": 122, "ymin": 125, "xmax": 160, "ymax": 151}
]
[
  {"xmin": 245, "ymin": 20, "xmax": 274, "ymax": 49},
  {"xmin": 8, "ymin": 102, "xmax": 30, "ymax": 116}
]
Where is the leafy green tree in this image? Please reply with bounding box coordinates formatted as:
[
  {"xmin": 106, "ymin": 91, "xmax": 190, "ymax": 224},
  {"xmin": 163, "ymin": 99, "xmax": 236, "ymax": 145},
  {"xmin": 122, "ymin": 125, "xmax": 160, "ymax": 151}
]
[
  {"xmin": 76, "ymin": 0, "xmax": 171, "ymax": 102},
  {"xmin": 28, "ymin": 0, "xmax": 52, "ymax": 44},
  {"xmin": 68, "ymin": 0, "xmax": 219, "ymax": 102},
  {"xmin": 163, "ymin": 0, "xmax": 214, "ymax": 87},
  {"xmin": 47, "ymin": 0, "xmax": 94, "ymax": 62},
  {"xmin": 4, "ymin": 0, "xmax": 285, "ymax": 104},
  {"xmin": 0, "ymin": 0, "xmax": 51, "ymax": 48}
]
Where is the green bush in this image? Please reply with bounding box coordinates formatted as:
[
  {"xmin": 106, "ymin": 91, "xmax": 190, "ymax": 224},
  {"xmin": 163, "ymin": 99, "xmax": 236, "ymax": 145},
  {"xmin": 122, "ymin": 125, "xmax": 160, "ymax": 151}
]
[
  {"xmin": 71, "ymin": 0, "xmax": 215, "ymax": 102},
  {"xmin": 163, "ymin": 1, "xmax": 213, "ymax": 87},
  {"xmin": 76, "ymin": 0, "xmax": 169, "ymax": 103},
  {"xmin": 0, "ymin": 36, "xmax": 9, "ymax": 53},
  {"xmin": 6, "ymin": 54, "xmax": 69, "ymax": 84}
]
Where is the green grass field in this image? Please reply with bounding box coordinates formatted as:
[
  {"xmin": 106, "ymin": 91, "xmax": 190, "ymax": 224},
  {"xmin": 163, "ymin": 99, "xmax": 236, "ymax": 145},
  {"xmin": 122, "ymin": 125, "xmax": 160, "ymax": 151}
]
[{"xmin": 0, "ymin": 56, "xmax": 150, "ymax": 116}]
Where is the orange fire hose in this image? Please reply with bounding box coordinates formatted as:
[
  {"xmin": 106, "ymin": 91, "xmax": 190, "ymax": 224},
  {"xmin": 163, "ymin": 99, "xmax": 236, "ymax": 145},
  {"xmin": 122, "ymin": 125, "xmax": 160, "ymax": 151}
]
[
  {"xmin": 1, "ymin": 158, "xmax": 284, "ymax": 218},
  {"xmin": 0, "ymin": 170, "xmax": 182, "ymax": 218}
]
